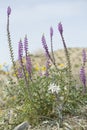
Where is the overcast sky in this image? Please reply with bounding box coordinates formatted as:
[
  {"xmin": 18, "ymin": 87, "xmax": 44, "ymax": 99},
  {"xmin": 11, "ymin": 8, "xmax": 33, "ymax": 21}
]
[{"xmin": 0, "ymin": 0, "xmax": 87, "ymax": 65}]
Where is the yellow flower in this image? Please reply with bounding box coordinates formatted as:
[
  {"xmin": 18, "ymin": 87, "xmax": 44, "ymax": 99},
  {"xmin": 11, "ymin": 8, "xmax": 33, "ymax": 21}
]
[
  {"xmin": 59, "ymin": 63, "xmax": 64, "ymax": 67},
  {"xmin": 13, "ymin": 73, "xmax": 16, "ymax": 77},
  {"xmin": 41, "ymin": 66, "xmax": 46, "ymax": 71},
  {"xmin": 58, "ymin": 63, "xmax": 66, "ymax": 69},
  {"xmin": 26, "ymin": 72, "xmax": 28, "ymax": 77}
]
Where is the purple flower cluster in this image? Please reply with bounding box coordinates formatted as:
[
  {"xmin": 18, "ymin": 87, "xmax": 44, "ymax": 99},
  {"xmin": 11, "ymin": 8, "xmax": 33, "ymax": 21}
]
[
  {"xmin": 58, "ymin": 22, "xmax": 63, "ymax": 36},
  {"xmin": 80, "ymin": 66, "xmax": 86, "ymax": 86},
  {"xmin": 80, "ymin": 66, "xmax": 86, "ymax": 93},
  {"xmin": 58, "ymin": 22, "xmax": 66, "ymax": 49},
  {"xmin": 18, "ymin": 40, "xmax": 23, "ymax": 62},
  {"xmin": 18, "ymin": 37, "xmax": 32, "ymax": 78},
  {"xmin": 24, "ymin": 36, "xmax": 32, "ymax": 75},
  {"xmin": 80, "ymin": 49, "xmax": 87, "ymax": 93},
  {"xmin": 42, "ymin": 35, "xmax": 50, "ymax": 58}
]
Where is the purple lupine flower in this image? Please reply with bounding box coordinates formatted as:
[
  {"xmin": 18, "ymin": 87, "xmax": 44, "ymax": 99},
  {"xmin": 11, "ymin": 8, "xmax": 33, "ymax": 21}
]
[
  {"xmin": 24, "ymin": 35, "xmax": 28, "ymax": 56},
  {"xmin": 58, "ymin": 22, "xmax": 63, "ymax": 36},
  {"xmin": 82, "ymin": 49, "xmax": 86, "ymax": 65},
  {"xmin": 80, "ymin": 66, "xmax": 86, "ymax": 92},
  {"xmin": 26, "ymin": 55, "xmax": 32, "ymax": 75},
  {"xmin": 18, "ymin": 40, "xmax": 23, "ymax": 61},
  {"xmin": 42, "ymin": 34, "xmax": 50, "ymax": 58},
  {"xmin": 7, "ymin": 6, "xmax": 11, "ymax": 16},
  {"xmin": 50, "ymin": 26, "xmax": 53, "ymax": 38}
]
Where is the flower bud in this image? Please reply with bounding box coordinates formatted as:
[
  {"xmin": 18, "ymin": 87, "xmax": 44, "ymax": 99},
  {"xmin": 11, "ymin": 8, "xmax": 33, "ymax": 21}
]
[
  {"xmin": 58, "ymin": 22, "xmax": 63, "ymax": 35},
  {"xmin": 7, "ymin": 6, "xmax": 11, "ymax": 16}
]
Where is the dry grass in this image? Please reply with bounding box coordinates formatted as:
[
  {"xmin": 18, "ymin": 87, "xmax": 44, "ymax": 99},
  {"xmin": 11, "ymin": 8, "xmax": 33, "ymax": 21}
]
[{"xmin": 31, "ymin": 47, "xmax": 85, "ymax": 71}]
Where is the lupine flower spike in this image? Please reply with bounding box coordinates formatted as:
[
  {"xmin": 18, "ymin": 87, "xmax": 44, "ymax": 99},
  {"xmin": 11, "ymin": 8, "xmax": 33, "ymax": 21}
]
[
  {"xmin": 42, "ymin": 34, "xmax": 57, "ymax": 73},
  {"xmin": 24, "ymin": 36, "xmax": 32, "ymax": 80},
  {"xmin": 50, "ymin": 27, "xmax": 55, "ymax": 64},
  {"xmin": 80, "ymin": 49, "xmax": 87, "ymax": 94},
  {"xmin": 18, "ymin": 39, "xmax": 24, "ymax": 79},
  {"xmin": 80, "ymin": 66, "xmax": 86, "ymax": 93},
  {"xmin": 58, "ymin": 22, "xmax": 66, "ymax": 49},
  {"xmin": 58, "ymin": 22, "xmax": 63, "ymax": 36},
  {"xmin": 42, "ymin": 34, "xmax": 58, "ymax": 68},
  {"xmin": 58, "ymin": 22, "xmax": 72, "ymax": 86},
  {"xmin": 24, "ymin": 35, "xmax": 28, "ymax": 56},
  {"xmin": 42, "ymin": 34, "xmax": 51, "ymax": 59},
  {"xmin": 7, "ymin": 6, "xmax": 18, "ymax": 79},
  {"xmin": 18, "ymin": 40, "xmax": 23, "ymax": 62},
  {"xmin": 18, "ymin": 39, "xmax": 31, "ymax": 97}
]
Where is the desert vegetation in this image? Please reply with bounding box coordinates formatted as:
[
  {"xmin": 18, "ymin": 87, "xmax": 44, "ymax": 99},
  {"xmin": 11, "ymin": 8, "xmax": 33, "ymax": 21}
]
[{"xmin": 0, "ymin": 6, "xmax": 87, "ymax": 130}]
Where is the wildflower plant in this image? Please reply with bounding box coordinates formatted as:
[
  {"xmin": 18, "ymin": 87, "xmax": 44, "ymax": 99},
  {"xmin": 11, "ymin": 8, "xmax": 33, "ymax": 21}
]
[
  {"xmin": 80, "ymin": 49, "xmax": 87, "ymax": 93},
  {"xmin": 7, "ymin": 6, "xmax": 18, "ymax": 79},
  {"xmin": 6, "ymin": 6, "xmax": 87, "ymax": 129},
  {"xmin": 58, "ymin": 22, "xmax": 72, "ymax": 87}
]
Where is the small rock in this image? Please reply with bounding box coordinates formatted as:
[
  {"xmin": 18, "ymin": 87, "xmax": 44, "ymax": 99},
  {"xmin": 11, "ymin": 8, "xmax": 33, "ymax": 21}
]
[{"xmin": 14, "ymin": 121, "xmax": 30, "ymax": 130}]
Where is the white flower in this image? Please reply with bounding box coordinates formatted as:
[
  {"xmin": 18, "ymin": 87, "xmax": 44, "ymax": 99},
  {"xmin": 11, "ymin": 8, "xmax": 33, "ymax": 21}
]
[{"xmin": 48, "ymin": 83, "xmax": 60, "ymax": 94}]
